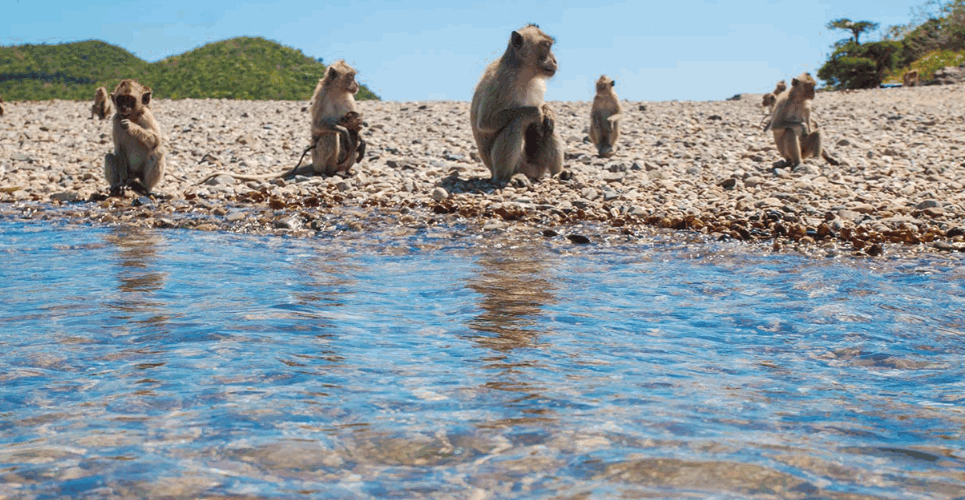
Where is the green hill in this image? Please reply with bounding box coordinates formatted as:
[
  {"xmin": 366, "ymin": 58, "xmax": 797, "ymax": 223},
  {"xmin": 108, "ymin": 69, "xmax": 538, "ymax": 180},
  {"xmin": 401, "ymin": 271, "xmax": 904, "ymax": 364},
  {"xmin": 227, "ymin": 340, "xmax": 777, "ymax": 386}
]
[{"xmin": 0, "ymin": 37, "xmax": 379, "ymax": 101}]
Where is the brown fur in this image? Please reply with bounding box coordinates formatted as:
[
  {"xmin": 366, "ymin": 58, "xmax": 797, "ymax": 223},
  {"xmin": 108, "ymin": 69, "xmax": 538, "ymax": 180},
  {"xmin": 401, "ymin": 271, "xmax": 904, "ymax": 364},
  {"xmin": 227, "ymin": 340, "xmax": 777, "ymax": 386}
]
[
  {"xmin": 336, "ymin": 111, "xmax": 366, "ymax": 165},
  {"xmin": 91, "ymin": 86, "xmax": 112, "ymax": 120},
  {"xmin": 0, "ymin": 96, "xmax": 4, "ymax": 117},
  {"xmin": 766, "ymin": 73, "xmax": 838, "ymax": 167},
  {"xmin": 196, "ymin": 112, "xmax": 367, "ymax": 185},
  {"xmin": 589, "ymin": 75, "xmax": 623, "ymax": 158},
  {"xmin": 903, "ymin": 69, "xmax": 920, "ymax": 87},
  {"xmin": 761, "ymin": 80, "xmax": 787, "ymax": 113},
  {"xmin": 104, "ymin": 79, "xmax": 166, "ymax": 195},
  {"xmin": 310, "ymin": 60, "xmax": 362, "ymax": 176},
  {"xmin": 470, "ymin": 24, "xmax": 564, "ymax": 184}
]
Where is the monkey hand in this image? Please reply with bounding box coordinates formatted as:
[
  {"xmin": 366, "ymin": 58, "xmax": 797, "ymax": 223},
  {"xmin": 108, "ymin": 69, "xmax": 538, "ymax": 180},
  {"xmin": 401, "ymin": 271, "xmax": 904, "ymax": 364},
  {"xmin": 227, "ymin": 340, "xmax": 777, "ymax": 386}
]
[
  {"xmin": 120, "ymin": 119, "xmax": 131, "ymax": 130},
  {"xmin": 539, "ymin": 104, "xmax": 557, "ymax": 134}
]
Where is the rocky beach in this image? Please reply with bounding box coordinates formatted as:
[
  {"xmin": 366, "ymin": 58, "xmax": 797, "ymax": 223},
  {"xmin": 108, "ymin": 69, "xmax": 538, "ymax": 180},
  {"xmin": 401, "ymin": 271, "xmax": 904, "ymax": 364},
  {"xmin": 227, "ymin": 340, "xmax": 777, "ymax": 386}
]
[{"xmin": 1, "ymin": 83, "xmax": 964, "ymax": 257}]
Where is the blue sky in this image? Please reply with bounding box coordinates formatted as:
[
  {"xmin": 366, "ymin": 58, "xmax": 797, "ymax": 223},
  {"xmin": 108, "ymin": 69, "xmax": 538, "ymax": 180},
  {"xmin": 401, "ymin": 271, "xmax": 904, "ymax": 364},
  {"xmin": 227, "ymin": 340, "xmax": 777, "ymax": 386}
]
[{"xmin": 3, "ymin": 0, "xmax": 922, "ymax": 101}]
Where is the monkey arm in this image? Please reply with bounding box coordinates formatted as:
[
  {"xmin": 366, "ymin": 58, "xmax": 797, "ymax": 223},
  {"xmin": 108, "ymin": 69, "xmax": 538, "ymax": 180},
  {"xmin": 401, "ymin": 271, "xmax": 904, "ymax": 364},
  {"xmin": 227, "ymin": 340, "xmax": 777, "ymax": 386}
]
[
  {"xmin": 475, "ymin": 106, "xmax": 541, "ymax": 134},
  {"xmin": 125, "ymin": 121, "xmax": 161, "ymax": 149},
  {"xmin": 312, "ymin": 124, "xmax": 351, "ymax": 146},
  {"xmin": 766, "ymin": 119, "xmax": 807, "ymax": 135}
]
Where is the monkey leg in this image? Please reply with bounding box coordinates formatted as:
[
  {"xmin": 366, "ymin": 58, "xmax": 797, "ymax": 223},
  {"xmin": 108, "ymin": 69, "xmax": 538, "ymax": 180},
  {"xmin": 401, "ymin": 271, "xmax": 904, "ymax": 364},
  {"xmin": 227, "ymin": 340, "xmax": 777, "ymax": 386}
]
[
  {"xmin": 488, "ymin": 117, "xmax": 529, "ymax": 184},
  {"xmin": 335, "ymin": 129, "xmax": 359, "ymax": 171},
  {"xmin": 596, "ymin": 133, "xmax": 614, "ymax": 158},
  {"xmin": 312, "ymin": 134, "xmax": 341, "ymax": 176},
  {"xmin": 590, "ymin": 111, "xmax": 611, "ymax": 157},
  {"xmin": 775, "ymin": 130, "xmax": 802, "ymax": 166},
  {"xmin": 104, "ymin": 152, "xmax": 129, "ymax": 196},
  {"xmin": 800, "ymin": 130, "xmax": 823, "ymax": 162},
  {"xmin": 519, "ymin": 121, "xmax": 564, "ymax": 180},
  {"xmin": 355, "ymin": 138, "xmax": 366, "ymax": 164},
  {"xmin": 138, "ymin": 149, "xmax": 166, "ymax": 193}
]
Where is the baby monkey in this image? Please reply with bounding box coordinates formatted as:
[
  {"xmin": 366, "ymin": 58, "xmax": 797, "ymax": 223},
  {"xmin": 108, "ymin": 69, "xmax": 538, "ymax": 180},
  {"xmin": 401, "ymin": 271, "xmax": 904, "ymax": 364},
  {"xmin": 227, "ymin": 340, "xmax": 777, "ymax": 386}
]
[{"xmin": 104, "ymin": 79, "xmax": 166, "ymax": 196}]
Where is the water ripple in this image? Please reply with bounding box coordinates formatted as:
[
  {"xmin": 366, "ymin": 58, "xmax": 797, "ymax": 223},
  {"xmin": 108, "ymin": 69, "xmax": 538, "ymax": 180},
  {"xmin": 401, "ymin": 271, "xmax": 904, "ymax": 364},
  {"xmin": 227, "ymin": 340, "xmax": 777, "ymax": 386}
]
[{"xmin": 1, "ymin": 220, "xmax": 963, "ymax": 499}]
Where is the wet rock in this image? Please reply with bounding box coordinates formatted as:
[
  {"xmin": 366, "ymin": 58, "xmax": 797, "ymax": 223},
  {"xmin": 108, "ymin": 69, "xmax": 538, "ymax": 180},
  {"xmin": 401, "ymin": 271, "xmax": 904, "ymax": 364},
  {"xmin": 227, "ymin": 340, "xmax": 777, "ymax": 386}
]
[
  {"xmin": 51, "ymin": 191, "xmax": 79, "ymax": 202},
  {"xmin": 431, "ymin": 187, "xmax": 449, "ymax": 201},
  {"xmin": 273, "ymin": 216, "xmax": 298, "ymax": 229}
]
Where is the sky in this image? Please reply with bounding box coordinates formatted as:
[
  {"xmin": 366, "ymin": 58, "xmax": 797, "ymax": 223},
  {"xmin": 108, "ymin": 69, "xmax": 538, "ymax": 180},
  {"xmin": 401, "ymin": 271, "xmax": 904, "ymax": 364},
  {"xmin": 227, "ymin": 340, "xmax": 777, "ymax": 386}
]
[{"xmin": 2, "ymin": 0, "xmax": 927, "ymax": 102}]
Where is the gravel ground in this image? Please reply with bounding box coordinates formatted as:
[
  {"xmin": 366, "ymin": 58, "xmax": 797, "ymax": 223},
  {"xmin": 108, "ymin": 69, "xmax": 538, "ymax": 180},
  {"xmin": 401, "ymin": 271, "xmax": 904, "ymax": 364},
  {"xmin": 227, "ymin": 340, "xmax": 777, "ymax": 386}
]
[{"xmin": 1, "ymin": 83, "xmax": 964, "ymax": 257}]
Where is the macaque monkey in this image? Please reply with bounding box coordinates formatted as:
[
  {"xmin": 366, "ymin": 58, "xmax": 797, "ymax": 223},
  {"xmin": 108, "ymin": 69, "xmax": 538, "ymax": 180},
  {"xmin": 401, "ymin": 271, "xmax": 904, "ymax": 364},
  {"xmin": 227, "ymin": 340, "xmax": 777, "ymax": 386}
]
[
  {"xmin": 903, "ymin": 69, "xmax": 920, "ymax": 87},
  {"xmin": 310, "ymin": 60, "xmax": 362, "ymax": 176},
  {"xmin": 589, "ymin": 75, "xmax": 623, "ymax": 158},
  {"xmin": 470, "ymin": 24, "xmax": 564, "ymax": 184},
  {"xmin": 91, "ymin": 86, "xmax": 112, "ymax": 120},
  {"xmin": 336, "ymin": 110, "xmax": 366, "ymax": 165},
  {"xmin": 761, "ymin": 80, "xmax": 787, "ymax": 113},
  {"xmin": 765, "ymin": 73, "xmax": 838, "ymax": 167},
  {"xmin": 104, "ymin": 79, "xmax": 166, "ymax": 196},
  {"xmin": 196, "ymin": 110, "xmax": 367, "ymax": 185}
]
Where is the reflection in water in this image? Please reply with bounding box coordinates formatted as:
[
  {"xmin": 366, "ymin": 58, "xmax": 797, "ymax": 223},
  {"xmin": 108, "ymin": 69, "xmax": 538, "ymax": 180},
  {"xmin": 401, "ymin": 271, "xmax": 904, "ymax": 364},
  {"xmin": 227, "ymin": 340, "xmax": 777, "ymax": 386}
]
[
  {"xmin": 467, "ymin": 250, "xmax": 557, "ymax": 351},
  {"xmin": 3, "ymin": 221, "xmax": 965, "ymax": 499},
  {"xmin": 466, "ymin": 249, "xmax": 561, "ymax": 431},
  {"xmin": 104, "ymin": 227, "xmax": 169, "ymax": 332},
  {"xmin": 286, "ymin": 254, "xmax": 358, "ymax": 366}
]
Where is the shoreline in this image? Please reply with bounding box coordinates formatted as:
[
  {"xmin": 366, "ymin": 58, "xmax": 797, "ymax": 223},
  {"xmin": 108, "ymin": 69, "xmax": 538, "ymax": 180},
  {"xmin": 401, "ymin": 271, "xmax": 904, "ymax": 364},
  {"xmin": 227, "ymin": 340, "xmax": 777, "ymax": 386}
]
[{"xmin": 1, "ymin": 84, "xmax": 964, "ymax": 258}]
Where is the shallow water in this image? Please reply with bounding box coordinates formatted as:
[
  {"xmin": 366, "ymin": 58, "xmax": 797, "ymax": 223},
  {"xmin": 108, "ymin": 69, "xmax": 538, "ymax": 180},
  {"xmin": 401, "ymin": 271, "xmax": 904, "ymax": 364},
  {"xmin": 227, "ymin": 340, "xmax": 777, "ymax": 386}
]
[{"xmin": 1, "ymin": 220, "xmax": 964, "ymax": 499}]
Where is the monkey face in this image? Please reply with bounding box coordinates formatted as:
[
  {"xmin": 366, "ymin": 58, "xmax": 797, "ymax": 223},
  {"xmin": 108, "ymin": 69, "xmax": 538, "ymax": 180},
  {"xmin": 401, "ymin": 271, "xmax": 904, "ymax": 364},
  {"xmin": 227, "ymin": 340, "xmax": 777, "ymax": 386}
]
[
  {"xmin": 510, "ymin": 25, "xmax": 557, "ymax": 77},
  {"xmin": 536, "ymin": 40, "xmax": 557, "ymax": 76},
  {"xmin": 113, "ymin": 94, "xmax": 140, "ymax": 118},
  {"xmin": 111, "ymin": 80, "xmax": 152, "ymax": 118},
  {"xmin": 339, "ymin": 111, "xmax": 363, "ymax": 131},
  {"xmin": 596, "ymin": 76, "xmax": 614, "ymax": 93},
  {"xmin": 345, "ymin": 73, "xmax": 359, "ymax": 94},
  {"xmin": 324, "ymin": 63, "xmax": 360, "ymax": 95}
]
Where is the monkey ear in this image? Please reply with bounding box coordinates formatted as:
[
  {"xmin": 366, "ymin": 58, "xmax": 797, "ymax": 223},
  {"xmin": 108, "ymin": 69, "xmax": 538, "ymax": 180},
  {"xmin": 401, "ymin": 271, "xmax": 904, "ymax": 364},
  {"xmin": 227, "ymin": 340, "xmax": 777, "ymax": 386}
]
[
  {"xmin": 791, "ymin": 78, "xmax": 800, "ymax": 87},
  {"xmin": 611, "ymin": 80, "xmax": 616, "ymax": 87},
  {"xmin": 511, "ymin": 31, "xmax": 523, "ymax": 49},
  {"xmin": 141, "ymin": 92, "xmax": 151, "ymax": 106},
  {"xmin": 328, "ymin": 67, "xmax": 339, "ymax": 79}
]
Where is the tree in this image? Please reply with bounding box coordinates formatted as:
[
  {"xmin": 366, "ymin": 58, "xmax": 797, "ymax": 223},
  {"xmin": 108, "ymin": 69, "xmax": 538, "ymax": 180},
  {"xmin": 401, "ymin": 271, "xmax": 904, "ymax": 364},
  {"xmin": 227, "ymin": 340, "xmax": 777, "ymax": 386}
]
[
  {"xmin": 818, "ymin": 40, "xmax": 903, "ymax": 89},
  {"xmin": 827, "ymin": 18, "xmax": 880, "ymax": 44}
]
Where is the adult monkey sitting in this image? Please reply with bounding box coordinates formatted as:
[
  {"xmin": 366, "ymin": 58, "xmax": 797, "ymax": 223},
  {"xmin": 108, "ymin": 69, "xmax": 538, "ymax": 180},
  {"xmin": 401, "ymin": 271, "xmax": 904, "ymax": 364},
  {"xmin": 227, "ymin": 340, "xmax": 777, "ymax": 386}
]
[
  {"xmin": 470, "ymin": 24, "xmax": 564, "ymax": 184},
  {"xmin": 765, "ymin": 73, "xmax": 839, "ymax": 167}
]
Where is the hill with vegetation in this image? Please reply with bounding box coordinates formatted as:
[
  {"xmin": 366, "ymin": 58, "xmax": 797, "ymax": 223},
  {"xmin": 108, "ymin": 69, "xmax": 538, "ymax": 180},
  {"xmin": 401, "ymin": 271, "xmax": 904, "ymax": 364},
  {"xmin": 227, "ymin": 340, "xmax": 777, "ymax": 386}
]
[
  {"xmin": 0, "ymin": 37, "xmax": 379, "ymax": 101},
  {"xmin": 818, "ymin": 0, "xmax": 965, "ymax": 89}
]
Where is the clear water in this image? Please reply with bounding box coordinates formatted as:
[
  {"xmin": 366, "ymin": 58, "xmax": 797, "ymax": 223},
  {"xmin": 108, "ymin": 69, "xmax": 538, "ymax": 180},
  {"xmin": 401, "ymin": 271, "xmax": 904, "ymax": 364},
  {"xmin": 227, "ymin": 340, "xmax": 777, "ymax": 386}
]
[{"xmin": 1, "ymin": 220, "xmax": 964, "ymax": 499}]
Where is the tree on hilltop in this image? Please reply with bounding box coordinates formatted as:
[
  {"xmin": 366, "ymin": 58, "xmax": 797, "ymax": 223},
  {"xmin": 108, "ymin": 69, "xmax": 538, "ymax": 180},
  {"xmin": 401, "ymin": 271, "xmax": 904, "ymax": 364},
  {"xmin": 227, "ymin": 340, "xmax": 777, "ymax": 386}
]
[{"xmin": 827, "ymin": 18, "xmax": 880, "ymax": 44}]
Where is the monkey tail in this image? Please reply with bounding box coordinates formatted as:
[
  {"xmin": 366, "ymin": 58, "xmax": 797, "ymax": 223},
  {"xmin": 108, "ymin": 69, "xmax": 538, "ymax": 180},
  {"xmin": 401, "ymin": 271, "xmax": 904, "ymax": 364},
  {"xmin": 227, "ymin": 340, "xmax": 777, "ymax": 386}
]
[{"xmin": 292, "ymin": 142, "xmax": 316, "ymax": 172}]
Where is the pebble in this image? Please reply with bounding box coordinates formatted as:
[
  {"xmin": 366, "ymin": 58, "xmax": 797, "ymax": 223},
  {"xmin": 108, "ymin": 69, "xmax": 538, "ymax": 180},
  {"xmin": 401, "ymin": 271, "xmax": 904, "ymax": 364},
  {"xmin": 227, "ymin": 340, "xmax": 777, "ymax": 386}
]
[{"xmin": 0, "ymin": 85, "xmax": 962, "ymax": 258}]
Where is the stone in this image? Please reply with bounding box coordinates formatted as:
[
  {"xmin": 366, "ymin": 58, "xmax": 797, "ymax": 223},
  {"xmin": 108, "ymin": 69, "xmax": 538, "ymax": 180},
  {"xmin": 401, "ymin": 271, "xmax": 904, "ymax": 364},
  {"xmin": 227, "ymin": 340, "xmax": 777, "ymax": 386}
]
[
  {"xmin": 431, "ymin": 187, "xmax": 449, "ymax": 201},
  {"xmin": 51, "ymin": 191, "xmax": 79, "ymax": 202}
]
